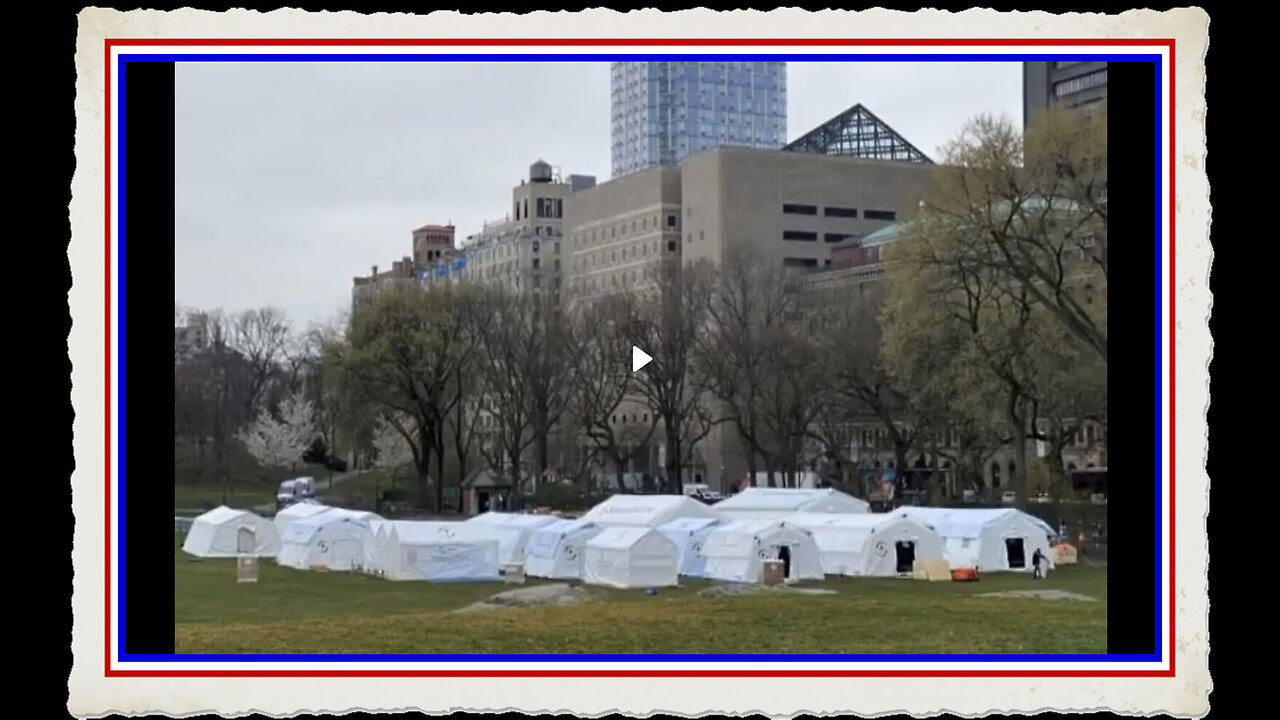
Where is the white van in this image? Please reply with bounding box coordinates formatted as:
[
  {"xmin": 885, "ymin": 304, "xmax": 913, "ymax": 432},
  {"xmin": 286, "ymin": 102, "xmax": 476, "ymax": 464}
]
[{"xmin": 276, "ymin": 477, "xmax": 317, "ymax": 508}]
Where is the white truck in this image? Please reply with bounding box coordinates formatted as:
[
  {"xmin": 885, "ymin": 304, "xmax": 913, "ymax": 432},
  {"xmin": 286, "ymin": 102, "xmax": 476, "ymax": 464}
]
[{"xmin": 682, "ymin": 483, "xmax": 723, "ymax": 503}]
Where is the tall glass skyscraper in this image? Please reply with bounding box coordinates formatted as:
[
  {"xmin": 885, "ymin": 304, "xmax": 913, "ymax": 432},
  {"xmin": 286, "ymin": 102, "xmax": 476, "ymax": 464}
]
[{"xmin": 610, "ymin": 61, "xmax": 787, "ymax": 178}]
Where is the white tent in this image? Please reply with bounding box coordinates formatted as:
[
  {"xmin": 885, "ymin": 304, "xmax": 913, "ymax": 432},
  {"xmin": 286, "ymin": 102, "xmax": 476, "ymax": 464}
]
[
  {"xmin": 657, "ymin": 516, "xmax": 722, "ymax": 577},
  {"xmin": 464, "ymin": 512, "xmax": 561, "ymax": 568},
  {"xmin": 790, "ymin": 512, "xmax": 945, "ymax": 577},
  {"xmin": 182, "ymin": 506, "xmax": 281, "ymax": 558},
  {"xmin": 382, "ymin": 521, "xmax": 501, "ymax": 582},
  {"xmin": 365, "ymin": 520, "xmax": 396, "ymax": 574},
  {"xmin": 700, "ymin": 520, "xmax": 824, "ymax": 583},
  {"xmin": 893, "ymin": 507, "xmax": 1055, "ymax": 573},
  {"xmin": 580, "ymin": 494, "xmax": 722, "ymax": 528},
  {"xmin": 582, "ymin": 527, "xmax": 680, "ymax": 589},
  {"xmin": 273, "ymin": 501, "xmax": 332, "ymax": 536},
  {"xmin": 715, "ymin": 488, "xmax": 869, "ymax": 522},
  {"xmin": 276, "ymin": 508, "xmax": 382, "ymax": 571},
  {"xmin": 523, "ymin": 518, "xmax": 603, "ymax": 579}
]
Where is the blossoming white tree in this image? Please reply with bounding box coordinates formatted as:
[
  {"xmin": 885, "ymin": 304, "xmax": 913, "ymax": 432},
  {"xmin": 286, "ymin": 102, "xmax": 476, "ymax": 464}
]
[{"xmin": 237, "ymin": 391, "xmax": 317, "ymax": 472}]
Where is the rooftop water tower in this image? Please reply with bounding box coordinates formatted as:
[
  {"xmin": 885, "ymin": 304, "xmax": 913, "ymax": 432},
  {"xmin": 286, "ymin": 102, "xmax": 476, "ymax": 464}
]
[{"xmin": 530, "ymin": 159, "xmax": 553, "ymax": 183}]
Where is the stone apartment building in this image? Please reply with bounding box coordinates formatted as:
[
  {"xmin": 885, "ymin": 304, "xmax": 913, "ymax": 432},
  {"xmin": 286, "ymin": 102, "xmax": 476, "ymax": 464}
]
[
  {"xmin": 350, "ymin": 257, "xmax": 418, "ymax": 316},
  {"xmin": 174, "ymin": 312, "xmax": 210, "ymax": 361},
  {"xmin": 419, "ymin": 161, "xmax": 597, "ymax": 302}
]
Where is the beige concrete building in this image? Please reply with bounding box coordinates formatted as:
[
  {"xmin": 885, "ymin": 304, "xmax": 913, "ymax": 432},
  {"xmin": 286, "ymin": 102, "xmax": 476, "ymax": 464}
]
[
  {"xmin": 679, "ymin": 146, "xmax": 933, "ymax": 274},
  {"xmin": 563, "ymin": 165, "xmax": 683, "ymax": 299}
]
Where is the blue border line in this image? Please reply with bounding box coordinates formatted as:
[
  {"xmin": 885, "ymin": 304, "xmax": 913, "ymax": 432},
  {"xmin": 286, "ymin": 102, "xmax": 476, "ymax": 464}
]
[
  {"xmin": 119, "ymin": 57, "xmax": 128, "ymax": 659},
  {"xmin": 1153, "ymin": 61, "xmax": 1164, "ymax": 658},
  {"xmin": 125, "ymin": 52, "xmax": 1164, "ymax": 664}
]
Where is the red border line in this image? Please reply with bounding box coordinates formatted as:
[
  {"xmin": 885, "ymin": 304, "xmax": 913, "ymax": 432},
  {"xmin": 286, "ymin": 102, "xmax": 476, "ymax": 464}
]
[{"xmin": 105, "ymin": 38, "xmax": 1177, "ymax": 679}]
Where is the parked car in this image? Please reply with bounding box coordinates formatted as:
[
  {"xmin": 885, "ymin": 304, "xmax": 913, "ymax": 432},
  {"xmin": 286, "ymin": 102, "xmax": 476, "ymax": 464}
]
[
  {"xmin": 1030, "ymin": 492, "xmax": 1052, "ymax": 504},
  {"xmin": 1000, "ymin": 491, "xmax": 1017, "ymax": 504}
]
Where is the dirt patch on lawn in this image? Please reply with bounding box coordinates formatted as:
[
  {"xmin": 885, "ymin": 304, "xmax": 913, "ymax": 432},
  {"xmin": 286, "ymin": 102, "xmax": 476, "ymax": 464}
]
[
  {"xmin": 976, "ymin": 589, "xmax": 1097, "ymax": 602},
  {"xmin": 698, "ymin": 584, "xmax": 837, "ymax": 598},
  {"xmin": 455, "ymin": 583, "xmax": 602, "ymax": 613}
]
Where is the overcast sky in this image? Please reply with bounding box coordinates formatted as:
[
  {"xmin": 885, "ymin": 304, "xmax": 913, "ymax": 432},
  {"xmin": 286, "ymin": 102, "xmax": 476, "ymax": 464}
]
[{"xmin": 175, "ymin": 61, "xmax": 1022, "ymax": 326}]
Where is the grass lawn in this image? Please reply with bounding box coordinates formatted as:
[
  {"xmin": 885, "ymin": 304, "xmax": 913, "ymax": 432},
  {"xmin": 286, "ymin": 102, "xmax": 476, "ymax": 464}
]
[
  {"xmin": 175, "ymin": 535, "xmax": 1107, "ymax": 655},
  {"xmin": 175, "ymin": 463, "xmax": 341, "ymax": 515},
  {"xmin": 174, "ymin": 482, "xmax": 276, "ymax": 514}
]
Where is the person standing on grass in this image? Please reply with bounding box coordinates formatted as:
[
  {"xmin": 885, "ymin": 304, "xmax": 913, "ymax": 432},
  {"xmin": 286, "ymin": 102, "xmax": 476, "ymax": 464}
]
[{"xmin": 1031, "ymin": 548, "xmax": 1044, "ymax": 579}]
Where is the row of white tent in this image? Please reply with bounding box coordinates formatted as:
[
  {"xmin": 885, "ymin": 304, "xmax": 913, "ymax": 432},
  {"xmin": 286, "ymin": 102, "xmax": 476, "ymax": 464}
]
[{"xmin": 182, "ymin": 489, "xmax": 1057, "ymax": 588}]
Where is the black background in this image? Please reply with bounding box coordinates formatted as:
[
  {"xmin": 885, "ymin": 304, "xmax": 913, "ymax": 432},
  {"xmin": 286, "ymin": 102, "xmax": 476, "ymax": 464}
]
[{"xmin": 1102, "ymin": 61, "xmax": 1158, "ymax": 656}]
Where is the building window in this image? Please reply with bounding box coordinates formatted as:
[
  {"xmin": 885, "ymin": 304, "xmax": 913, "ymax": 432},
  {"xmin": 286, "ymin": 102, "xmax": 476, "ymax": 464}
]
[
  {"xmin": 1053, "ymin": 68, "xmax": 1108, "ymax": 98},
  {"xmin": 864, "ymin": 210, "xmax": 896, "ymax": 221},
  {"xmin": 554, "ymin": 259, "xmax": 560, "ymax": 271},
  {"xmin": 783, "ymin": 230, "xmax": 818, "ymax": 241},
  {"xmin": 699, "ymin": 230, "xmax": 704, "ymax": 241},
  {"xmin": 782, "ymin": 203, "xmax": 818, "ymax": 215},
  {"xmin": 824, "ymin": 233, "xmax": 852, "ymax": 243},
  {"xmin": 667, "ymin": 240, "xmax": 676, "ymax": 252},
  {"xmin": 554, "ymin": 242, "xmax": 560, "ymax": 255},
  {"xmin": 666, "ymin": 214, "xmax": 677, "ymax": 228},
  {"xmin": 824, "ymin": 206, "xmax": 858, "ymax": 218}
]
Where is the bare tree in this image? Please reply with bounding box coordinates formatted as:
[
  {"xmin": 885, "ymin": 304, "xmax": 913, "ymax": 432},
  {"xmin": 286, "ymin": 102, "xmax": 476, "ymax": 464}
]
[
  {"xmin": 699, "ymin": 245, "xmax": 805, "ymax": 487},
  {"xmin": 755, "ymin": 313, "xmax": 829, "ymax": 488},
  {"xmin": 470, "ymin": 287, "xmax": 538, "ymax": 509},
  {"xmin": 229, "ymin": 307, "xmax": 292, "ymax": 419},
  {"xmin": 566, "ymin": 291, "xmax": 658, "ymax": 493},
  {"xmin": 626, "ymin": 258, "xmax": 716, "ymax": 493},
  {"xmin": 443, "ymin": 287, "xmax": 488, "ymax": 510},
  {"xmin": 816, "ymin": 278, "xmax": 921, "ymax": 485}
]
